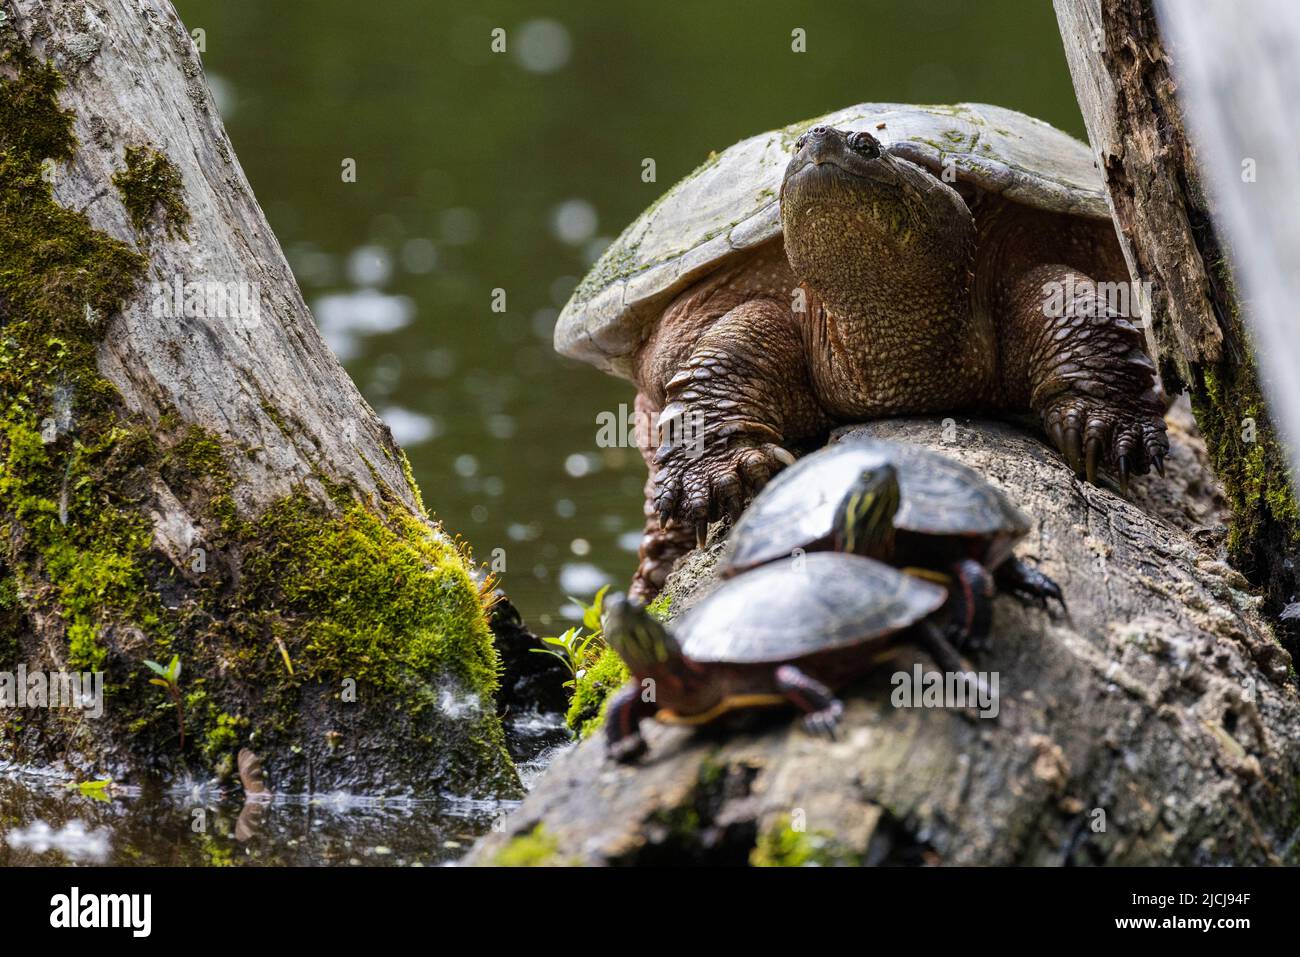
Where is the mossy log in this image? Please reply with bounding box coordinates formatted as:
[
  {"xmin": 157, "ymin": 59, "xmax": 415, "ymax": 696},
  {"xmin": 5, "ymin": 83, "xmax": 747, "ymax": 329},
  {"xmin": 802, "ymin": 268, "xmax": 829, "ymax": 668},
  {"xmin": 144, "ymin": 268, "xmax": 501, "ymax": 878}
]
[
  {"xmin": 468, "ymin": 417, "xmax": 1300, "ymax": 866},
  {"xmin": 0, "ymin": 1, "xmax": 517, "ymax": 797},
  {"xmin": 1052, "ymin": 0, "xmax": 1300, "ymax": 651}
]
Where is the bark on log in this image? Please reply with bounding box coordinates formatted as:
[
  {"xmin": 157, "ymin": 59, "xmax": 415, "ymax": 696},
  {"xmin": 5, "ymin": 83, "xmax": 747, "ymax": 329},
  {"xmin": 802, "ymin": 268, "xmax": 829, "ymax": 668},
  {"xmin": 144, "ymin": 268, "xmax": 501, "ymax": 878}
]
[
  {"xmin": 468, "ymin": 416, "xmax": 1300, "ymax": 866},
  {"xmin": 1052, "ymin": 0, "xmax": 1300, "ymax": 648},
  {"xmin": 0, "ymin": 1, "xmax": 517, "ymax": 797}
]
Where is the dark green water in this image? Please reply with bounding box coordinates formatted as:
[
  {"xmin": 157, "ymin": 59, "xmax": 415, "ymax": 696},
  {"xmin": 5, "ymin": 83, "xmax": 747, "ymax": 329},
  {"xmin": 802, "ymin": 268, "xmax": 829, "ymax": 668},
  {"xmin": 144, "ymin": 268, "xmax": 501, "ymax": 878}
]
[{"xmin": 4, "ymin": 1, "xmax": 1087, "ymax": 865}]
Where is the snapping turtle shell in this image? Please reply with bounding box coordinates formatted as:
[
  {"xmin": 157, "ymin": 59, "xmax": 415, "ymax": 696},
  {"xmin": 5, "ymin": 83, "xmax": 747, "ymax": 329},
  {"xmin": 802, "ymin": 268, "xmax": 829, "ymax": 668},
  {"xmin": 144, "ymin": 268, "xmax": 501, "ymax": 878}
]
[
  {"xmin": 674, "ymin": 552, "xmax": 946, "ymax": 663},
  {"xmin": 556, "ymin": 102, "xmax": 1108, "ymax": 376},
  {"xmin": 721, "ymin": 437, "xmax": 1031, "ymax": 575}
]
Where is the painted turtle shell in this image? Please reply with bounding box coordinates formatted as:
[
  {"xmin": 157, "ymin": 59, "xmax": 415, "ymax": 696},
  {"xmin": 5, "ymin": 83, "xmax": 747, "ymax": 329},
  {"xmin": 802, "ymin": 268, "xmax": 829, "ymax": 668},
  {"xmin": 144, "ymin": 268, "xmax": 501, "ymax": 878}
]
[
  {"xmin": 556, "ymin": 102, "xmax": 1107, "ymax": 377},
  {"xmin": 674, "ymin": 552, "xmax": 946, "ymax": 663},
  {"xmin": 720, "ymin": 438, "xmax": 1031, "ymax": 575}
]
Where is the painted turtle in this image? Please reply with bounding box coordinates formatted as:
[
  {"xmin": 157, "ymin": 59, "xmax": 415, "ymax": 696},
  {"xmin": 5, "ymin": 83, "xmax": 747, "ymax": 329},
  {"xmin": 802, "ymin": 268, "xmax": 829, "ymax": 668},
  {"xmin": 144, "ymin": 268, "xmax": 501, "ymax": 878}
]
[
  {"xmin": 601, "ymin": 552, "xmax": 951, "ymax": 762},
  {"xmin": 718, "ymin": 437, "xmax": 1063, "ymax": 647}
]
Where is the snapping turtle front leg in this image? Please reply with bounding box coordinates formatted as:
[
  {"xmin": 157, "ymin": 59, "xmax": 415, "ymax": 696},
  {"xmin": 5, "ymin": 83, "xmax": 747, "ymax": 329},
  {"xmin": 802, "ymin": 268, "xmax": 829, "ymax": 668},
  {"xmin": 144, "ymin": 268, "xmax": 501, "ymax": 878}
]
[
  {"xmin": 631, "ymin": 465, "xmax": 696, "ymax": 601},
  {"xmin": 1000, "ymin": 264, "xmax": 1169, "ymax": 490},
  {"xmin": 650, "ymin": 299, "xmax": 828, "ymax": 538}
]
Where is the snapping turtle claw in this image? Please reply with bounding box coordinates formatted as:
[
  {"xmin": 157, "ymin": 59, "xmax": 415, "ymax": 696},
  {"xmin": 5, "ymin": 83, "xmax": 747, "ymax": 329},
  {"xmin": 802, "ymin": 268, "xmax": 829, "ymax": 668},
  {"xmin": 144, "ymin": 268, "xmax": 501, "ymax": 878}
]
[
  {"xmin": 771, "ymin": 446, "xmax": 796, "ymax": 467},
  {"xmin": 1063, "ymin": 426, "xmax": 1083, "ymax": 474},
  {"xmin": 1084, "ymin": 435, "xmax": 1102, "ymax": 485}
]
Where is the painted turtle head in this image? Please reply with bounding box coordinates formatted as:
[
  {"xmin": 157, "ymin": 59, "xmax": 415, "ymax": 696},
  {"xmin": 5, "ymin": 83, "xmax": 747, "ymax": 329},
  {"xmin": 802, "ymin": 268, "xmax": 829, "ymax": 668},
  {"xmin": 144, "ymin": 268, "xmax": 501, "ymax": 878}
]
[
  {"xmin": 602, "ymin": 593, "xmax": 684, "ymax": 677},
  {"xmin": 832, "ymin": 462, "xmax": 900, "ymax": 558}
]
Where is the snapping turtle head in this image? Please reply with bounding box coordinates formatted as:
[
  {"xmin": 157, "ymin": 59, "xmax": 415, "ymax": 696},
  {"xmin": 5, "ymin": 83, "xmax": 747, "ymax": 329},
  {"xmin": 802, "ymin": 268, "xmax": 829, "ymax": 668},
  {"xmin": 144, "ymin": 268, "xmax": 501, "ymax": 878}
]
[{"xmin": 780, "ymin": 125, "xmax": 971, "ymax": 311}]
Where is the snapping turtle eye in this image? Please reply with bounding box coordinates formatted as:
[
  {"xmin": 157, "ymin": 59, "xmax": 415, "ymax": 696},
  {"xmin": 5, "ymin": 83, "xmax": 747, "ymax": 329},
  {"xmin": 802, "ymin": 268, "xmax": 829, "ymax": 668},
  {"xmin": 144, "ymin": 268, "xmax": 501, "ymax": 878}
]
[
  {"xmin": 848, "ymin": 131, "xmax": 882, "ymax": 158},
  {"xmin": 795, "ymin": 133, "xmax": 808, "ymax": 150}
]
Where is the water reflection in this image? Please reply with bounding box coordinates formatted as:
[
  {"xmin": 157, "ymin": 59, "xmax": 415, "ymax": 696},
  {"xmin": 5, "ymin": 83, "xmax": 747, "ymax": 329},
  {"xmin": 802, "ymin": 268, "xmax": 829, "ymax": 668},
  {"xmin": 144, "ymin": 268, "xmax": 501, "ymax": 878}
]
[{"xmin": 0, "ymin": 760, "xmax": 547, "ymax": 867}]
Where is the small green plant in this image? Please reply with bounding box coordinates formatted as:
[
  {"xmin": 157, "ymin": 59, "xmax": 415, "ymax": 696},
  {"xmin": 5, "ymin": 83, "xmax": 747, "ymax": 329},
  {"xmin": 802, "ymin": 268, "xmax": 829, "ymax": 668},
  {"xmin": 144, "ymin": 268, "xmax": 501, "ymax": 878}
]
[
  {"xmin": 532, "ymin": 585, "xmax": 608, "ymax": 689},
  {"xmin": 144, "ymin": 654, "xmax": 186, "ymax": 749}
]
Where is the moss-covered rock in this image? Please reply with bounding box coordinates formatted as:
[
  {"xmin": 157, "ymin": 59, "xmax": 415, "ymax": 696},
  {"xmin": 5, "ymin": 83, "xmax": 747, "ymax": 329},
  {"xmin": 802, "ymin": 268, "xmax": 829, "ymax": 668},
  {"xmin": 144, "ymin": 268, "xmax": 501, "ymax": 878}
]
[
  {"xmin": 564, "ymin": 646, "xmax": 628, "ymax": 738},
  {"xmin": 0, "ymin": 38, "xmax": 517, "ymax": 797}
]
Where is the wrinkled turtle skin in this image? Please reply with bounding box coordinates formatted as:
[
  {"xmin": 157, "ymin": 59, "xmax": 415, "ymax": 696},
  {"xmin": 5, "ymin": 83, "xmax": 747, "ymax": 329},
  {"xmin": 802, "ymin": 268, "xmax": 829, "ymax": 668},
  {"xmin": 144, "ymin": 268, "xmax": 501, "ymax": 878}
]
[
  {"xmin": 555, "ymin": 103, "xmax": 1168, "ymax": 600},
  {"xmin": 600, "ymin": 554, "xmax": 949, "ymax": 762}
]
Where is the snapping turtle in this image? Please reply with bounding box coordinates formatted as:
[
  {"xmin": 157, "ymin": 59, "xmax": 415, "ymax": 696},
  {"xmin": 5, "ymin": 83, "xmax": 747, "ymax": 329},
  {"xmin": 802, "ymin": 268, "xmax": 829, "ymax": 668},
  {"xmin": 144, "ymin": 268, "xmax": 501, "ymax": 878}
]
[
  {"xmin": 601, "ymin": 553, "xmax": 950, "ymax": 762},
  {"xmin": 555, "ymin": 103, "xmax": 1167, "ymax": 599},
  {"xmin": 719, "ymin": 437, "xmax": 1063, "ymax": 646}
]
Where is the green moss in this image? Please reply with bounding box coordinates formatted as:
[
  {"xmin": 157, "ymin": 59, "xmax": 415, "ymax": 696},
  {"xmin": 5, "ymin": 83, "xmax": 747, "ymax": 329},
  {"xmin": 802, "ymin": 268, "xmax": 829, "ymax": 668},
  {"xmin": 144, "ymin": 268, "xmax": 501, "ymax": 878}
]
[
  {"xmin": 259, "ymin": 400, "xmax": 290, "ymax": 437},
  {"xmin": 199, "ymin": 710, "xmax": 243, "ymax": 764},
  {"xmin": 398, "ymin": 449, "xmax": 426, "ymax": 516},
  {"xmin": 0, "ymin": 43, "xmax": 163, "ymax": 676},
  {"xmin": 750, "ymin": 815, "xmax": 859, "ymax": 867},
  {"xmin": 1191, "ymin": 359, "xmax": 1300, "ymax": 561},
  {"xmin": 492, "ymin": 824, "xmax": 563, "ymax": 866},
  {"xmin": 651, "ymin": 802, "xmax": 701, "ymax": 839},
  {"xmin": 170, "ymin": 425, "xmax": 229, "ymax": 479},
  {"xmin": 646, "ymin": 592, "xmax": 673, "ymax": 618},
  {"xmin": 0, "ymin": 573, "xmax": 20, "ymax": 661},
  {"xmin": 112, "ymin": 145, "xmax": 190, "ymax": 239},
  {"xmin": 0, "ymin": 43, "xmax": 512, "ymax": 787},
  {"xmin": 239, "ymin": 493, "xmax": 501, "ymax": 701},
  {"xmin": 0, "ymin": 44, "xmax": 75, "ymax": 167},
  {"xmin": 564, "ymin": 644, "xmax": 629, "ymax": 737},
  {"xmin": 1180, "ymin": 254, "xmax": 1300, "ymax": 655}
]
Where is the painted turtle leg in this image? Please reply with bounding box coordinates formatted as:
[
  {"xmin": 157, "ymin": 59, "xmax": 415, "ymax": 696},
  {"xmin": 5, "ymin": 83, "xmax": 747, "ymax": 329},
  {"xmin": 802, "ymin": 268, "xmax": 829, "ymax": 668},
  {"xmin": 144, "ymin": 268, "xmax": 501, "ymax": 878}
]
[
  {"xmin": 945, "ymin": 558, "xmax": 995, "ymax": 651},
  {"xmin": 999, "ymin": 263, "xmax": 1168, "ymax": 490},
  {"xmin": 916, "ymin": 619, "xmax": 994, "ymax": 718},
  {"xmin": 995, "ymin": 557, "xmax": 1066, "ymax": 615},
  {"xmin": 605, "ymin": 680, "xmax": 657, "ymax": 763},
  {"xmin": 650, "ymin": 299, "xmax": 829, "ymax": 540},
  {"xmin": 775, "ymin": 664, "xmax": 844, "ymax": 739}
]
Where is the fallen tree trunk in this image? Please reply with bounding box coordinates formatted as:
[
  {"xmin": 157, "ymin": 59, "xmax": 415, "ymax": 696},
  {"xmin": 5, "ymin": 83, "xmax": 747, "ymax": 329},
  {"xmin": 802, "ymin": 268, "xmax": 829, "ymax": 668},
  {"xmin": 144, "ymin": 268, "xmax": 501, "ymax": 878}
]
[
  {"xmin": 0, "ymin": 0, "xmax": 517, "ymax": 797},
  {"xmin": 1053, "ymin": 0, "xmax": 1300, "ymax": 649},
  {"xmin": 468, "ymin": 416, "xmax": 1300, "ymax": 865}
]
